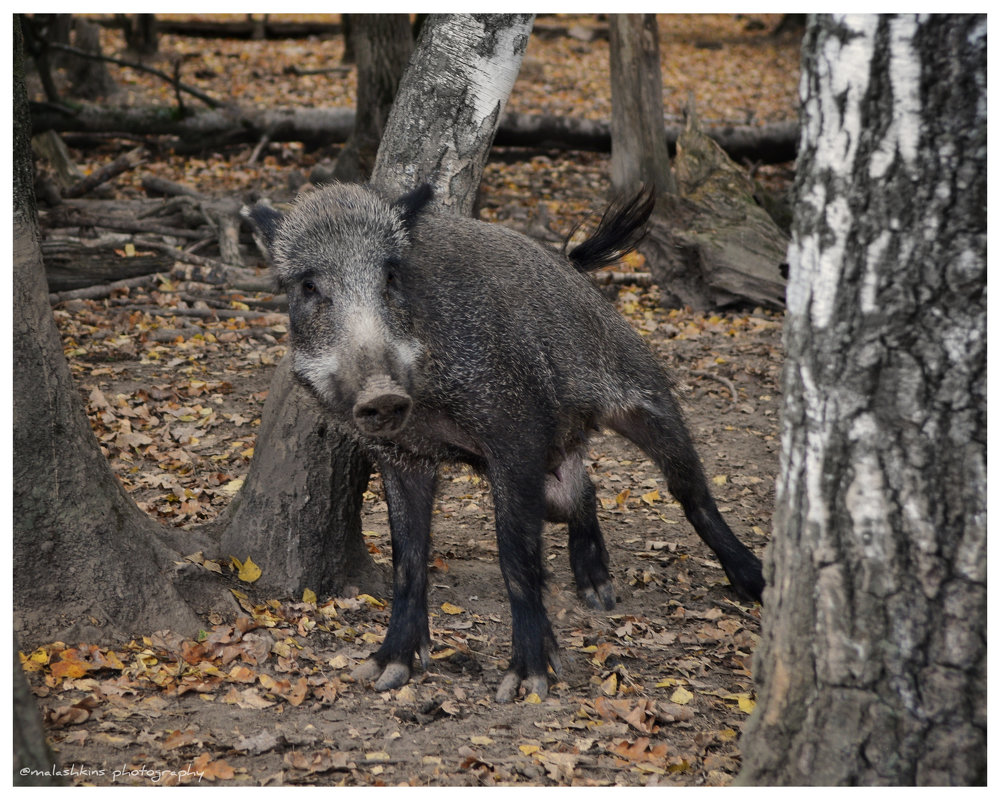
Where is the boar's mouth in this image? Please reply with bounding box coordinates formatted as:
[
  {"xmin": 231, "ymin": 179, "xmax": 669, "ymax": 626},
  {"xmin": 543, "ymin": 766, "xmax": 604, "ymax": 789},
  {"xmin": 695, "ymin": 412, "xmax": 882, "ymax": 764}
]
[{"xmin": 352, "ymin": 376, "xmax": 413, "ymax": 436}]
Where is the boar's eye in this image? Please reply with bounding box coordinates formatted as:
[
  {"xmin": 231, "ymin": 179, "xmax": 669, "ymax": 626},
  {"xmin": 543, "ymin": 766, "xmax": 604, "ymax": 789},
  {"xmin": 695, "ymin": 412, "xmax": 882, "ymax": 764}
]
[{"xmin": 301, "ymin": 278, "xmax": 319, "ymax": 296}]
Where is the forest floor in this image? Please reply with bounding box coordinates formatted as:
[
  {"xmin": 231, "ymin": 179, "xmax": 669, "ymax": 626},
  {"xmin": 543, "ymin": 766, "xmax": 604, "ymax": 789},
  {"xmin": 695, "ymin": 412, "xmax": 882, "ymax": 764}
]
[{"xmin": 24, "ymin": 13, "xmax": 800, "ymax": 787}]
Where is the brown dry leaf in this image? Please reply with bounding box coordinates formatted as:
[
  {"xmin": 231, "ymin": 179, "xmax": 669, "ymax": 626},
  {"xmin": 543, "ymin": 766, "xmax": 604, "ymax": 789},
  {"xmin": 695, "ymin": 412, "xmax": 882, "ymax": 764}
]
[
  {"xmin": 284, "ymin": 749, "xmax": 352, "ymax": 774},
  {"xmin": 228, "ymin": 664, "xmax": 256, "ymax": 684},
  {"xmin": 221, "ymin": 686, "xmax": 275, "ymax": 710},
  {"xmin": 591, "ymin": 641, "xmax": 618, "ymax": 666},
  {"xmin": 234, "ymin": 730, "xmax": 283, "ymax": 755},
  {"xmin": 162, "ymin": 728, "xmax": 201, "ymax": 751},
  {"xmin": 279, "ymin": 676, "xmax": 309, "ymax": 706},
  {"xmin": 656, "ymin": 702, "xmax": 696, "ymax": 724},
  {"xmin": 537, "ymin": 750, "xmax": 578, "ymax": 782},
  {"xmin": 190, "ymin": 752, "xmax": 235, "ymax": 781},
  {"xmin": 594, "ymin": 697, "xmax": 660, "ymax": 733},
  {"xmin": 46, "ymin": 704, "xmax": 91, "ymax": 727}
]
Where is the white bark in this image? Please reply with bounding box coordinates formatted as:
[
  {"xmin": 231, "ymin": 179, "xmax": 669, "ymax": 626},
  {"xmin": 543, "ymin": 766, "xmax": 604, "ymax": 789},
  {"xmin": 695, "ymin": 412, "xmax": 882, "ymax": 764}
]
[
  {"xmin": 739, "ymin": 14, "xmax": 986, "ymax": 785},
  {"xmin": 371, "ymin": 13, "xmax": 534, "ymax": 214}
]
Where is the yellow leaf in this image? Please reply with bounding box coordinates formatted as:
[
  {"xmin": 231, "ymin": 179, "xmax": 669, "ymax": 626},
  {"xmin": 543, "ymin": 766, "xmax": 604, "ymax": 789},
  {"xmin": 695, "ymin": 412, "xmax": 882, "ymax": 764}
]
[
  {"xmin": 357, "ymin": 593, "xmax": 386, "ymax": 608},
  {"xmin": 712, "ymin": 474, "xmax": 728, "ymax": 486},
  {"xmin": 524, "ymin": 692, "xmax": 542, "ymax": 704},
  {"xmin": 737, "ymin": 695, "xmax": 756, "ymax": 714},
  {"xmin": 431, "ymin": 648, "xmax": 456, "ymax": 660},
  {"xmin": 441, "ymin": 602, "xmax": 464, "ymax": 615},
  {"xmin": 670, "ymin": 686, "xmax": 694, "ymax": 705},
  {"xmin": 520, "ymin": 744, "xmax": 540, "ymax": 756},
  {"xmin": 365, "ymin": 751, "xmax": 390, "ymax": 762},
  {"xmin": 258, "ymin": 674, "xmax": 277, "ymax": 690},
  {"xmin": 221, "ymin": 478, "xmax": 244, "ymax": 496},
  {"xmin": 238, "ymin": 556, "xmax": 262, "ymax": 583},
  {"xmin": 124, "ymin": 242, "xmax": 136, "ymax": 257},
  {"xmin": 470, "ymin": 735, "xmax": 494, "ymax": 746},
  {"xmin": 302, "ymin": 588, "xmax": 317, "ymax": 605},
  {"xmin": 615, "ymin": 488, "xmax": 631, "ymax": 507},
  {"xmin": 641, "ymin": 489, "xmax": 661, "ymax": 505},
  {"xmin": 600, "ymin": 673, "xmax": 618, "ymax": 696}
]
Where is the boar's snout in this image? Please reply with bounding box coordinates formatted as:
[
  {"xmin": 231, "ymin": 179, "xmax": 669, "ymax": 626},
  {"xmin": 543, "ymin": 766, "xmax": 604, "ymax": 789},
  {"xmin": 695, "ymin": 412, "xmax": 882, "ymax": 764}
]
[{"xmin": 352, "ymin": 376, "xmax": 412, "ymax": 437}]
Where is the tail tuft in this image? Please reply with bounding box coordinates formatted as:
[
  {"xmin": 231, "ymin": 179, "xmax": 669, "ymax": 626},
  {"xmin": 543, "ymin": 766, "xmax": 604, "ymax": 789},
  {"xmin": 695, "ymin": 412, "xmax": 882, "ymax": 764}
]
[{"xmin": 567, "ymin": 186, "xmax": 656, "ymax": 273}]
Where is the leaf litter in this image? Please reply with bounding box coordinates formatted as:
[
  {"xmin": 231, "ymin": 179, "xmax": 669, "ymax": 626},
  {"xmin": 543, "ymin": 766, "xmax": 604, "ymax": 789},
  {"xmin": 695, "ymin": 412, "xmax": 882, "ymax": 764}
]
[{"xmin": 28, "ymin": 12, "xmax": 793, "ymax": 787}]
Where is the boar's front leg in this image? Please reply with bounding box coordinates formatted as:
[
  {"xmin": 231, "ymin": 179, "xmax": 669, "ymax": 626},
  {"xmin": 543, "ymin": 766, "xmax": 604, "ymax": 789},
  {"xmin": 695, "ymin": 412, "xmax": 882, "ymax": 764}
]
[
  {"xmin": 352, "ymin": 461, "xmax": 435, "ymax": 691},
  {"xmin": 489, "ymin": 455, "xmax": 560, "ymax": 703}
]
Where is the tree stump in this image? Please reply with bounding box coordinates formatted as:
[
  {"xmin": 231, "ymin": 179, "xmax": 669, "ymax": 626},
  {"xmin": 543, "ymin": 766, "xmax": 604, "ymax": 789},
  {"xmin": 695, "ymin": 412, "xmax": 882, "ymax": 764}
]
[{"xmin": 641, "ymin": 101, "xmax": 788, "ymax": 310}]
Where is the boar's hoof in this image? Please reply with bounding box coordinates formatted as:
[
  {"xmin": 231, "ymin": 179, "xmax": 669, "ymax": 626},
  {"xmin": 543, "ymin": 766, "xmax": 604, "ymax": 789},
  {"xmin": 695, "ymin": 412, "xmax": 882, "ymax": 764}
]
[
  {"xmin": 580, "ymin": 580, "xmax": 616, "ymax": 611},
  {"xmin": 724, "ymin": 557, "xmax": 765, "ymax": 604},
  {"xmin": 495, "ymin": 671, "xmax": 549, "ymax": 704},
  {"xmin": 373, "ymin": 662, "xmax": 412, "ymax": 692},
  {"xmin": 352, "ymin": 659, "xmax": 412, "ymax": 691}
]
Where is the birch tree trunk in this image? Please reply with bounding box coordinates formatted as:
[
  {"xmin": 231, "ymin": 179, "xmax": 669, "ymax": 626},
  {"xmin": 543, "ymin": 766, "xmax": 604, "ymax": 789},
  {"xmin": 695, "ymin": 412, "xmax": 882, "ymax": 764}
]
[
  {"xmin": 372, "ymin": 13, "xmax": 534, "ymax": 214},
  {"xmin": 737, "ymin": 14, "xmax": 986, "ymax": 786},
  {"xmin": 217, "ymin": 14, "xmax": 533, "ymax": 596}
]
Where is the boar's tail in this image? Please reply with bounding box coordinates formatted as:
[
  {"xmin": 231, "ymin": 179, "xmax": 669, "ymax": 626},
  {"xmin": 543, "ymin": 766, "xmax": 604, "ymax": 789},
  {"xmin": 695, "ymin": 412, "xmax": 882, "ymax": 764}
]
[{"xmin": 566, "ymin": 186, "xmax": 656, "ymax": 273}]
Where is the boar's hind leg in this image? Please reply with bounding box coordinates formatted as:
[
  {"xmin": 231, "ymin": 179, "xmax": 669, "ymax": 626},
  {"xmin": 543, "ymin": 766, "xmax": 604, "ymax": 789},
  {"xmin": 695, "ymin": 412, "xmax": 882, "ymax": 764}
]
[
  {"xmin": 353, "ymin": 461, "xmax": 435, "ymax": 692},
  {"xmin": 490, "ymin": 457, "xmax": 560, "ymax": 703},
  {"xmin": 609, "ymin": 402, "xmax": 764, "ymax": 603},
  {"xmin": 545, "ymin": 453, "xmax": 614, "ymax": 611}
]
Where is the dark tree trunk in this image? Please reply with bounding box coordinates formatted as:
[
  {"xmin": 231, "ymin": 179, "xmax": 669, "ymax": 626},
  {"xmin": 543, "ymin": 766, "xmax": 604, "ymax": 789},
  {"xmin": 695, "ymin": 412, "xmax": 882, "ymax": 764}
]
[
  {"xmin": 737, "ymin": 14, "xmax": 986, "ymax": 786},
  {"xmin": 66, "ymin": 18, "xmax": 117, "ymax": 100},
  {"xmin": 333, "ymin": 14, "xmax": 413, "ymax": 182},
  {"xmin": 372, "ymin": 13, "xmax": 534, "ymax": 215},
  {"xmin": 215, "ymin": 358, "xmax": 380, "ymax": 598},
  {"xmin": 12, "ymin": 16, "xmax": 210, "ymax": 647},
  {"xmin": 118, "ymin": 13, "xmax": 158, "ymax": 56},
  {"xmin": 13, "ymin": 636, "xmax": 64, "ymax": 786},
  {"xmin": 608, "ymin": 14, "xmax": 676, "ymax": 196}
]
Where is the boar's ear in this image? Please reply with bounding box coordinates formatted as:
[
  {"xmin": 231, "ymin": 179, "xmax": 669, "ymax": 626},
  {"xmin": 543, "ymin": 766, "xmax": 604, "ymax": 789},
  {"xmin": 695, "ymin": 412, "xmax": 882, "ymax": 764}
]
[
  {"xmin": 241, "ymin": 202, "xmax": 284, "ymax": 255},
  {"xmin": 394, "ymin": 183, "xmax": 434, "ymax": 231}
]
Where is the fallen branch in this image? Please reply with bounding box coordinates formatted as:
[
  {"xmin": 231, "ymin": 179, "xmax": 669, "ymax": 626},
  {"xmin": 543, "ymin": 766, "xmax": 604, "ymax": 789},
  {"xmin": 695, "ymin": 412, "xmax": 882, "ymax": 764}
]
[
  {"xmin": 589, "ymin": 270, "xmax": 653, "ymax": 287},
  {"xmin": 62, "ymin": 146, "xmax": 147, "ymax": 198},
  {"xmin": 49, "ymin": 272, "xmax": 163, "ymax": 304},
  {"xmin": 31, "ymin": 105, "xmax": 798, "ymax": 163},
  {"xmin": 45, "ymin": 41, "xmax": 226, "ymax": 109},
  {"xmin": 690, "ymin": 370, "xmax": 739, "ymax": 404},
  {"xmin": 141, "ymin": 176, "xmax": 201, "ymax": 198},
  {"xmin": 51, "ymin": 210, "xmax": 205, "ymax": 240},
  {"xmin": 111, "ymin": 303, "xmax": 284, "ymax": 322}
]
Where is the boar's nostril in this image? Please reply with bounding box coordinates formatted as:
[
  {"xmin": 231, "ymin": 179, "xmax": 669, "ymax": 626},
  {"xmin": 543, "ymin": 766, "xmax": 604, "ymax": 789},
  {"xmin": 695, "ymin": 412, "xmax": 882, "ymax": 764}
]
[{"xmin": 352, "ymin": 392, "xmax": 412, "ymax": 435}]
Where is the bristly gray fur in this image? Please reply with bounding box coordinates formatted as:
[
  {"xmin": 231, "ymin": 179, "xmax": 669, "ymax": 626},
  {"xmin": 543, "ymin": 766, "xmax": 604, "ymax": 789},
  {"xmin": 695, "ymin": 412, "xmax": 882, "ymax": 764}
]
[{"xmin": 242, "ymin": 181, "xmax": 763, "ymax": 702}]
